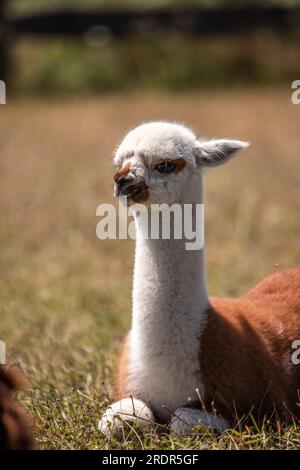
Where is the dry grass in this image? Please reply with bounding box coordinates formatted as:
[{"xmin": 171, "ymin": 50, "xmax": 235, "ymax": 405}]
[{"xmin": 1, "ymin": 88, "xmax": 300, "ymax": 449}]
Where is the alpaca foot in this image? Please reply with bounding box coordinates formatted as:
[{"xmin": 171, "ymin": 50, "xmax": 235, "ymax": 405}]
[
  {"xmin": 98, "ymin": 398, "xmax": 155, "ymax": 439},
  {"xmin": 169, "ymin": 408, "xmax": 229, "ymax": 435}
]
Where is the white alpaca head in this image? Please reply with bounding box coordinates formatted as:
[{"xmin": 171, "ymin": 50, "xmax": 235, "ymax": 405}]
[{"xmin": 113, "ymin": 121, "xmax": 249, "ymax": 206}]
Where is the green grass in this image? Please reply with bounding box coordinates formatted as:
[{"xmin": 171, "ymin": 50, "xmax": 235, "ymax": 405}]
[{"xmin": 1, "ymin": 89, "xmax": 300, "ymax": 449}]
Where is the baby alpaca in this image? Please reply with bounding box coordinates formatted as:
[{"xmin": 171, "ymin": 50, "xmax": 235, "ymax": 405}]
[{"xmin": 99, "ymin": 121, "xmax": 300, "ymax": 437}]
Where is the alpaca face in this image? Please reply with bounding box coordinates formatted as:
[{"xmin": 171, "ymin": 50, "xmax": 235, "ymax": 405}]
[{"xmin": 113, "ymin": 121, "xmax": 249, "ymax": 206}]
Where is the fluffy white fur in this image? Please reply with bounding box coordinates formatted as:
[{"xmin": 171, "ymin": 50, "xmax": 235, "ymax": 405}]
[
  {"xmin": 99, "ymin": 122, "xmax": 248, "ymax": 437},
  {"xmin": 98, "ymin": 398, "xmax": 154, "ymax": 438},
  {"xmin": 170, "ymin": 408, "xmax": 229, "ymax": 435}
]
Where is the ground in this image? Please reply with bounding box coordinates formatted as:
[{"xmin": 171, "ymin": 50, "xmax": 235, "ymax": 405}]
[{"xmin": 1, "ymin": 88, "xmax": 300, "ymax": 449}]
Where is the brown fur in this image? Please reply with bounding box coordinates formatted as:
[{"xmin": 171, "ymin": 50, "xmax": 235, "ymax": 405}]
[
  {"xmin": 113, "ymin": 162, "xmax": 131, "ymax": 183},
  {"xmin": 126, "ymin": 181, "xmax": 149, "ymax": 204},
  {"xmin": 201, "ymin": 268, "xmax": 300, "ymax": 424},
  {"xmin": 0, "ymin": 365, "xmax": 34, "ymax": 450},
  {"xmin": 173, "ymin": 158, "xmax": 187, "ymax": 173},
  {"xmin": 116, "ymin": 268, "xmax": 300, "ymax": 425}
]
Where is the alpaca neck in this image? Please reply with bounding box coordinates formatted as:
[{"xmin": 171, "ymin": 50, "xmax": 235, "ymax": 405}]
[
  {"xmin": 129, "ymin": 175, "xmax": 209, "ymax": 416},
  {"xmin": 132, "ymin": 213, "xmax": 209, "ymax": 339}
]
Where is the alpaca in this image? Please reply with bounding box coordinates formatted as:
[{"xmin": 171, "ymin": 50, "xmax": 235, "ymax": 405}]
[
  {"xmin": 99, "ymin": 121, "xmax": 300, "ymax": 437},
  {"xmin": 0, "ymin": 364, "xmax": 34, "ymax": 449}
]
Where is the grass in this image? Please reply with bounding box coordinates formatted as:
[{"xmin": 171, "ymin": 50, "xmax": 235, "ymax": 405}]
[{"xmin": 1, "ymin": 88, "xmax": 300, "ymax": 449}]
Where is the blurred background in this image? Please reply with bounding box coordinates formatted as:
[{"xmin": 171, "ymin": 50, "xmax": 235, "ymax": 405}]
[
  {"xmin": 1, "ymin": 0, "xmax": 300, "ymax": 93},
  {"xmin": 1, "ymin": 0, "xmax": 300, "ymax": 449}
]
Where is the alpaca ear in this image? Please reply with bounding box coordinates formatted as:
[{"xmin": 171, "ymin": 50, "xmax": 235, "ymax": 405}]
[{"xmin": 194, "ymin": 139, "xmax": 249, "ymax": 167}]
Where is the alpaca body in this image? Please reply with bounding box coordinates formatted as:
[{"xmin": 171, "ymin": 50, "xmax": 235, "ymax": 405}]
[
  {"xmin": 98, "ymin": 121, "xmax": 300, "ymax": 436},
  {"xmin": 116, "ymin": 268, "xmax": 300, "ymax": 425},
  {"xmin": 203, "ymin": 269, "xmax": 300, "ymax": 423}
]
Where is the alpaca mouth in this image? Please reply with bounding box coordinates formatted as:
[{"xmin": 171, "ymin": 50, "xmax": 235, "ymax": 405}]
[{"xmin": 115, "ymin": 182, "xmax": 149, "ymax": 204}]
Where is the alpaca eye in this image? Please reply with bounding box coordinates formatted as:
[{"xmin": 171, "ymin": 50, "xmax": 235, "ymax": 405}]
[{"xmin": 155, "ymin": 161, "xmax": 176, "ymax": 174}]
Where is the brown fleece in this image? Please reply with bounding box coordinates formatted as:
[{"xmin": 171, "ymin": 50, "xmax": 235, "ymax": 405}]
[
  {"xmin": 0, "ymin": 365, "xmax": 34, "ymax": 450},
  {"xmin": 116, "ymin": 268, "xmax": 300, "ymax": 425}
]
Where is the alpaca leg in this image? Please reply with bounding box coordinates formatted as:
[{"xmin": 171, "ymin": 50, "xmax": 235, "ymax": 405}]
[
  {"xmin": 169, "ymin": 408, "xmax": 229, "ymax": 435},
  {"xmin": 98, "ymin": 398, "xmax": 155, "ymax": 439}
]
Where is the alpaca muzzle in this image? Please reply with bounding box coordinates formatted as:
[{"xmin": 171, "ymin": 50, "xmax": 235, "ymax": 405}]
[
  {"xmin": 113, "ymin": 168, "xmax": 149, "ymax": 203},
  {"xmin": 114, "ymin": 179, "xmax": 149, "ymax": 204}
]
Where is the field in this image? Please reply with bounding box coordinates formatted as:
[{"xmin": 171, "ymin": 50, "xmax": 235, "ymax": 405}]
[{"xmin": 1, "ymin": 88, "xmax": 300, "ymax": 449}]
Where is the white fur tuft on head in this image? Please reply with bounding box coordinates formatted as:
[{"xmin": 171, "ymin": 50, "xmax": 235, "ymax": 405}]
[{"xmin": 114, "ymin": 121, "xmax": 198, "ymax": 168}]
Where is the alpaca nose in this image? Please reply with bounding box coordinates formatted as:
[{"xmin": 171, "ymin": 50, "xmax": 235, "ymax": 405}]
[
  {"xmin": 113, "ymin": 166, "xmax": 148, "ymax": 202},
  {"xmin": 114, "ymin": 172, "xmax": 135, "ymax": 191},
  {"xmin": 114, "ymin": 168, "xmax": 137, "ymax": 196},
  {"xmin": 114, "ymin": 172, "xmax": 134, "ymax": 186},
  {"xmin": 114, "ymin": 162, "xmax": 134, "ymax": 184},
  {"xmin": 114, "ymin": 161, "xmax": 138, "ymax": 187}
]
